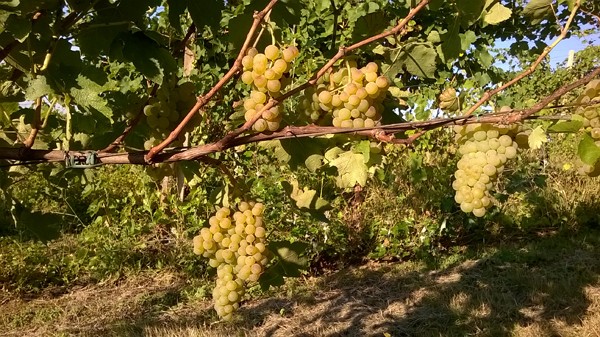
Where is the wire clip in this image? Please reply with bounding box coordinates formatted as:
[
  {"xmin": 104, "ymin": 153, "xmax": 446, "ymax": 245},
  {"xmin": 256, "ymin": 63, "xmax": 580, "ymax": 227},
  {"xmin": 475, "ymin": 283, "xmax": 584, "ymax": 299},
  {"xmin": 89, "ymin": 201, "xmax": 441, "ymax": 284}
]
[{"xmin": 64, "ymin": 151, "xmax": 101, "ymax": 169}]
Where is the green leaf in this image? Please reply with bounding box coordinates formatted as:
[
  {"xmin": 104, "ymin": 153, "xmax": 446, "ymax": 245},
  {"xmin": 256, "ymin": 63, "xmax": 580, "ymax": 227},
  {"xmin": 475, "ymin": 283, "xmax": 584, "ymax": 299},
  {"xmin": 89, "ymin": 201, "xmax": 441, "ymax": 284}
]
[
  {"xmin": 121, "ymin": 32, "xmax": 176, "ymax": 85},
  {"xmin": 547, "ymin": 119, "xmax": 584, "ymax": 133},
  {"xmin": 187, "ymin": 0, "xmax": 224, "ymax": 31},
  {"xmin": 437, "ymin": 28, "xmax": 461, "ymax": 63},
  {"xmin": 523, "ymin": 0, "xmax": 552, "ymax": 25},
  {"xmin": 352, "ymin": 11, "xmax": 388, "ymax": 42},
  {"xmin": 0, "ymin": 0, "xmax": 19, "ymax": 10},
  {"xmin": 5, "ymin": 14, "xmax": 30, "ymax": 42},
  {"xmin": 282, "ymin": 180, "xmax": 330, "ymax": 211},
  {"xmin": 324, "ymin": 146, "xmax": 344, "ymax": 162},
  {"xmin": 484, "ymin": 2, "xmax": 512, "ymax": 25},
  {"xmin": 456, "ymin": 0, "xmax": 486, "ymax": 27},
  {"xmin": 24, "ymin": 76, "xmax": 54, "ymax": 100},
  {"xmin": 427, "ymin": 30, "xmax": 441, "ymax": 44},
  {"xmin": 77, "ymin": 23, "xmax": 129, "ymax": 58},
  {"xmin": 330, "ymin": 151, "xmax": 368, "ymax": 188},
  {"xmin": 528, "ymin": 125, "xmax": 548, "ymax": 149},
  {"xmin": 578, "ymin": 133, "xmax": 600, "ymax": 166},
  {"xmin": 259, "ymin": 241, "xmax": 309, "ymax": 291},
  {"xmin": 390, "ymin": 44, "xmax": 437, "ymax": 79},
  {"xmin": 305, "ymin": 154, "xmax": 324, "ymax": 172},
  {"xmin": 69, "ymin": 74, "xmax": 112, "ymax": 119},
  {"xmin": 354, "ymin": 140, "xmax": 371, "ymax": 163},
  {"xmin": 166, "ymin": 0, "xmax": 187, "ymax": 32},
  {"xmin": 460, "ymin": 31, "xmax": 477, "ymax": 51},
  {"xmin": 17, "ymin": 209, "xmax": 63, "ymax": 242}
]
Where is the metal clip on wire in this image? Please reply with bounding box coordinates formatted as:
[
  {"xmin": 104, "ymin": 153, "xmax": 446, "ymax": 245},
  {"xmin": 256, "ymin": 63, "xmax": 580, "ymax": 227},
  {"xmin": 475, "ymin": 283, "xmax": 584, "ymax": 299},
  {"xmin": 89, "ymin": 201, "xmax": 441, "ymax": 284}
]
[{"xmin": 64, "ymin": 151, "xmax": 101, "ymax": 169}]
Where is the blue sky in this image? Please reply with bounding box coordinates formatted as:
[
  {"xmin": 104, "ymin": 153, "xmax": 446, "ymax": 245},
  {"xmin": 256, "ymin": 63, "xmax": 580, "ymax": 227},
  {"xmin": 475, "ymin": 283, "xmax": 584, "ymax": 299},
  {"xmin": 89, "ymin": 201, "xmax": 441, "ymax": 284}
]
[{"xmin": 493, "ymin": 25, "xmax": 599, "ymax": 69}]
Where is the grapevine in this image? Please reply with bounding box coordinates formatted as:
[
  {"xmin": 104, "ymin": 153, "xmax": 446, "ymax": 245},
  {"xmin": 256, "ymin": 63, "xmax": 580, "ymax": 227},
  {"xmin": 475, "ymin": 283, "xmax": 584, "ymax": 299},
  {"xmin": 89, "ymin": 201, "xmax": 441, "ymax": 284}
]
[
  {"xmin": 241, "ymin": 45, "xmax": 299, "ymax": 132},
  {"xmin": 299, "ymin": 61, "xmax": 390, "ymax": 128},
  {"xmin": 451, "ymin": 117, "xmax": 521, "ymax": 217},
  {"xmin": 193, "ymin": 201, "xmax": 269, "ymax": 320},
  {"xmin": 142, "ymin": 81, "xmax": 198, "ymax": 180},
  {"xmin": 573, "ymin": 79, "xmax": 600, "ymax": 176}
]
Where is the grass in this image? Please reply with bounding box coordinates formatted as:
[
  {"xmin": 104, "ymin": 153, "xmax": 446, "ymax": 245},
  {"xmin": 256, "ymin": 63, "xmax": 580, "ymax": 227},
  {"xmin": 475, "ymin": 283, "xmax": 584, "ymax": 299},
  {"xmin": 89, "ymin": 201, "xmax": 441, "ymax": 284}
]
[{"xmin": 3, "ymin": 228, "xmax": 600, "ymax": 336}]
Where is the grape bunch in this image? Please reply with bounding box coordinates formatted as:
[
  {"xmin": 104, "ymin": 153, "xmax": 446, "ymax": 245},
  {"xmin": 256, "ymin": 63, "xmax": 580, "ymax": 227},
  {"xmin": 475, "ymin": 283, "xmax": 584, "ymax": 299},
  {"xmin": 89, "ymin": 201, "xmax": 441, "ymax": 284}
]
[
  {"xmin": 299, "ymin": 61, "xmax": 389, "ymax": 128},
  {"xmin": 142, "ymin": 81, "xmax": 197, "ymax": 148},
  {"xmin": 452, "ymin": 123, "xmax": 520, "ymax": 217},
  {"xmin": 192, "ymin": 201, "xmax": 269, "ymax": 320},
  {"xmin": 241, "ymin": 45, "xmax": 299, "ymax": 132},
  {"xmin": 573, "ymin": 79, "xmax": 600, "ymax": 176}
]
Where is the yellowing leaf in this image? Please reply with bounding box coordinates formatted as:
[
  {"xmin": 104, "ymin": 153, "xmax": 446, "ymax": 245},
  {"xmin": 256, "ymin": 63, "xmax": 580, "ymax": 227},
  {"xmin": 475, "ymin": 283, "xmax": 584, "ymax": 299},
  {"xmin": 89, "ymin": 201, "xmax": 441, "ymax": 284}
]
[
  {"xmin": 528, "ymin": 126, "xmax": 548, "ymax": 149},
  {"xmin": 484, "ymin": 2, "xmax": 512, "ymax": 25},
  {"xmin": 330, "ymin": 151, "xmax": 368, "ymax": 188}
]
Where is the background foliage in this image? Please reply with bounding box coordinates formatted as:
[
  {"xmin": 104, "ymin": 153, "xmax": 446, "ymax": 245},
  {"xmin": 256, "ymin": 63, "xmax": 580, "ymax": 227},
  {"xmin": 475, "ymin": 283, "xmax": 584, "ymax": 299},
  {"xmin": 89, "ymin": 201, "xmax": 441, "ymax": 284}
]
[{"xmin": 0, "ymin": 0, "xmax": 599, "ymax": 309}]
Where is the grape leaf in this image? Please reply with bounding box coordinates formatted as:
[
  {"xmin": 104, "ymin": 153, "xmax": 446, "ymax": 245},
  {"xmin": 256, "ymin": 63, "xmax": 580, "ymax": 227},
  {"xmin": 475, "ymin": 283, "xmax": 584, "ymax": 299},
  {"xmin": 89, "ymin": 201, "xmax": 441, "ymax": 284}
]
[
  {"xmin": 187, "ymin": 0, "xmax": 224, "ymax": 32},
  {"xmin": 282, "ymin": 180, "xmax": 330, "ymax": 211},
  {"xmin": 5, "ymin": 14, "xmax": 30, "ymax": 42},
  {"xmin": 578, "ymin": 133, "xmax": 600, "ymax": 166},
  {"xmin": 528, "ymin": 125, "xmax": 548, "ymax": 149},
  {"xmin": 484, "ymin": 2, "xmax": 512, "ymax": 25},
  {"xmin": 547, "ymin": 119, "xmax": 584, "ymax": 133},
  {"xmin": 456, "ymin": 0, "xmax": 486, "ymax": 27},
  {"xmin": 121, "ymin": 31, "xmax": 176, "ymax": 85},
  {"xmin": 0, "ymin": 0, "xmax": 19, "ymax": 10},
  {"xmin": 354, "ymin": 140, "xmax": 371, "ymax": 163},
  {"xmin": 389, "ymin": 44, "xmax": 437, "ymax": 79},
  {"xmin": 305, "ymin": 154, "xmax": 324, "ymax": 172},
  {"xmin": 259, "ymin": 240, "xmax": 309, "ymax": 290},
  {"xmin": 24, "ymin": 76, "xmax": 54, "ymax": 100},
  {"xmin": 523, "ymin": 0, "xmax": 552, "ymax": 25},
  {"xmin": 330, "ymin": 151, "xmax": 368, "ymax": 188}
]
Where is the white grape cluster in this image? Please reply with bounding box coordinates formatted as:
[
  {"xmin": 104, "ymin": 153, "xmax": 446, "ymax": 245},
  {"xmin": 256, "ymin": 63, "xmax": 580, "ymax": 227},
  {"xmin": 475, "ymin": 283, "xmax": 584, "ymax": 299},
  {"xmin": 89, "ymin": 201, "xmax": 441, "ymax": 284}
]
[
  {"xmin": 299, "ymin": 61, "xmax": 389, "ymax": 128},
  {"xmin": 452, "ymin": 123, "xmax": 520, "ymax": 217},
  {"xmin": 143, "ymin": 82, "xmax": 197, "ymax": 148},
  {"xmin": 241, "ymin": 45, "xmax": 299, "ymax": 132},
  {"xmin": 574, "ymin": 79, "xmax": 600, "ymax": 176},
  {"xmin": 192, "ymin": 201, "xmax": 269, "ymax": 320}
]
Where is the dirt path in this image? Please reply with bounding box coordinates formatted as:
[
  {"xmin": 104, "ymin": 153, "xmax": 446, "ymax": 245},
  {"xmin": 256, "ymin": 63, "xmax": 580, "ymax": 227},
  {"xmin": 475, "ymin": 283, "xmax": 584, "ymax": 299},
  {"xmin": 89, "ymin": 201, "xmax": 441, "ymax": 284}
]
[{"xmin": 3, "ymin": 232, "xmax": 600, "ymax": 337}]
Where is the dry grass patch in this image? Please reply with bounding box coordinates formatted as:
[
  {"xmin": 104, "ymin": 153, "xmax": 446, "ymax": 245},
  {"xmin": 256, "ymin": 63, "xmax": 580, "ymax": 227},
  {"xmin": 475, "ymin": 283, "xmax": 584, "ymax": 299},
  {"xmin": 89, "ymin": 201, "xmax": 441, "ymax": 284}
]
[{"xmin": 3, "ymin": 230, "xmax": 600, "ymax": 337}]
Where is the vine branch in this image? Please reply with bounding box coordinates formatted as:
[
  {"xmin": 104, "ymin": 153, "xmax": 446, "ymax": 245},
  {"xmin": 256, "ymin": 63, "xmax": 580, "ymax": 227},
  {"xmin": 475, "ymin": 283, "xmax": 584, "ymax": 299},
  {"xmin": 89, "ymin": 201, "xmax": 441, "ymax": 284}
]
[
  {"xmin": 145, "ymin": 0, "xmax": 279, "ymax": 163},
  {"xmin": 463, "ymin": 0, "xmax": 581, "ymax": 116},
  {"xmin": 2, "ymin": 64, "xmax": 596, "ymax": 166},
  {"xmin": 100, "ymin": 24, "xmax": 197, "ymax": 154}
]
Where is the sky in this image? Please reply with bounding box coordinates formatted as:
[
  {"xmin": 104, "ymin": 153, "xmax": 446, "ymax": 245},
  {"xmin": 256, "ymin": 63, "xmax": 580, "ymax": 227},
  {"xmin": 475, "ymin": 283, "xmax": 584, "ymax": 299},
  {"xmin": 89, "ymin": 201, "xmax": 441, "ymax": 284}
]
[{"xmin": 494, "ymin": 25, "xmax": 600, "ymax": 70}]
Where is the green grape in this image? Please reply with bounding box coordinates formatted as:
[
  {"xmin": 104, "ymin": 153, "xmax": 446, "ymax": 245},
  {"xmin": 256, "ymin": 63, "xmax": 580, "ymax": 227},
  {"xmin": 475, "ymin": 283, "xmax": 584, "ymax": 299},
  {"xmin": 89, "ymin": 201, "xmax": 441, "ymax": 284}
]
[
  {"xmin": 365, "ymin": 71, "xmax": 378, "ymax": 82},
  {"xmin": 365, "ymin": 82, "xmax": 378, "ymax": 95},
  {"xmin": 272, "ymin": 59, "xmax": 288, "ymax": 74},
  {"xmin": 253, "ymin": 75, "xmax": 268, "ymax": 89},
  {"xmin": 253, "ymin": 119, "xmax": 268, "ymax": 132},
  {"xmin": 264, "ymin": 69, "xmax": 280, "ymax": 80},
  {"xmin": 375, "ymin": 76, "xmax": 389, "ymax": 89},
  {"xmin": 241, "ymin": 71, "xmax": 254, "ymax": 85},
  {"xmin": 317, "ymin": 90, "xmax": 332, "ymax": 104},
  {"xmin": 242, "ymin": 55, "xmax": 254, "ymax": 70},
  {"xmin": 282, "ymin": 46, "xmax": 299, "ymax": 63},
  {"xmin": 341, "ymin": 120, "xmax": 353, "ymax": 128},
  {"xmin": 267, "ymin": 120, "xmax": 280, "ymax": 131},
  {"xmin": 264, "ymin": 45, "xmax": 280, "ymax": 60},
  {"xmin": 353, "ymin": 118, "xmax": 365, "ymax": 128},
  {"xmin": 250, "ymin": 91, "xmax": 267, "ymax": 104},
  {"xmin": 144, "ymin": 104, "xmax": 157, "ymax": 116},
  {"xmin": 267, "ymin": 79, "xmax": 281, "ymax": 93},
  {"xmin": 345, "ymin": 83, "xmax": 358, "ymax": 95}
]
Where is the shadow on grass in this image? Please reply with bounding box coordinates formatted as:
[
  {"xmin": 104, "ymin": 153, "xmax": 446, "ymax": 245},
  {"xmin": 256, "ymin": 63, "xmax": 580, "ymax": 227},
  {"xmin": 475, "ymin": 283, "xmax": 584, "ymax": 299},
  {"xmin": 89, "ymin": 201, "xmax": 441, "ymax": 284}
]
[
  {"xmin": 63, "ymin": 227, "xmax": 600, "ymax": 337},
  {"xmin": 251, "ymin": 229, "xmax": 600, "ymax": 337}
]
